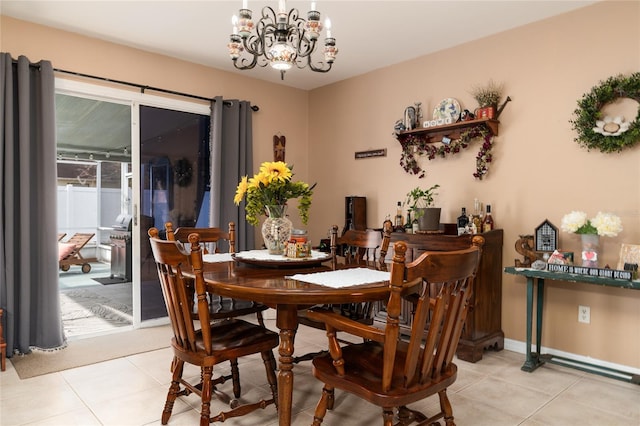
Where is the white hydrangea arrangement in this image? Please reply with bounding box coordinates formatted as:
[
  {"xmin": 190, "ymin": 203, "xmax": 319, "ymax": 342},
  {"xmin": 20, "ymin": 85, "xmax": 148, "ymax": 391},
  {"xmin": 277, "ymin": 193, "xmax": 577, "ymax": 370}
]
[{"xmin": 560, "ymin": 211, "xmax": 623, "ymax": 237}]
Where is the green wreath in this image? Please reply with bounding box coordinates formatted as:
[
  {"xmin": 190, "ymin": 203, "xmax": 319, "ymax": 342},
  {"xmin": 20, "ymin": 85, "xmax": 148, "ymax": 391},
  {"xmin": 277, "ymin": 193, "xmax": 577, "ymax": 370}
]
[
  {"xmin": 174, "ymin": 158, "xmax": 193, "ymax": 187},
  {"xmin": 570, "ymin": 72, "xmax": 640, "ymax": 153}
]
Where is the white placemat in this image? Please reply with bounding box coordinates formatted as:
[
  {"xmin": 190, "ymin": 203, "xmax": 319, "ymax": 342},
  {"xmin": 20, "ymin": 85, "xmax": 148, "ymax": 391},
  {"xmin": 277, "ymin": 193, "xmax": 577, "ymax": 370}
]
[
  {"xmin": 288, "ymin": 268, "xmax": 390, "ymax": 288},
  {"xmin": 202, "ymin": 253, "xmax": 234, "ymax": 263},
  {"xmin": 234, "ymin": 249, "xmax": 330, "ymax": 262}
]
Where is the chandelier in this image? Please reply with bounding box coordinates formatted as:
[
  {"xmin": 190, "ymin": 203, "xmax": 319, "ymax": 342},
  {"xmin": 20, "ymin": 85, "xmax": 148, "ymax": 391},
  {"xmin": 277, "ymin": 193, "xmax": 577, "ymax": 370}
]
[{"xmin": 227, "ymin": 1, "xmax": 338, "ymax": 79}]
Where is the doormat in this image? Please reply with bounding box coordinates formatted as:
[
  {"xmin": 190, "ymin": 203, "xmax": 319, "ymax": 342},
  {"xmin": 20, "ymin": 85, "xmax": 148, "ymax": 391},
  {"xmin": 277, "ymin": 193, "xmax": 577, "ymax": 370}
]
[
  {"xmin": 93, "ymin": 276, "xmax": 129, "ymax": 285},
  {"xmin": 10, "ymin": 325, "xmax": 172, "ymax": 379},
  {"xmin": 60, "ymin": 287, "xmax": 132, "ymax": 338}
]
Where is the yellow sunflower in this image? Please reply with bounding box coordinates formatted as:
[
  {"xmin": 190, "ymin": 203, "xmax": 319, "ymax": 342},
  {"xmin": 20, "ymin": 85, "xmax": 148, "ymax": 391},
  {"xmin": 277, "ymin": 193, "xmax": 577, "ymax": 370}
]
[
  {"xmin": 259, "ymin": 161, "xmax": 292, "ymax": 183},
  {"xmin": 234, "ymin": 176, "xmax": 249, "ymax": 205},
  {"xmin": 249, "ymin": 173, "xmax": 269, "ymax": 188}
]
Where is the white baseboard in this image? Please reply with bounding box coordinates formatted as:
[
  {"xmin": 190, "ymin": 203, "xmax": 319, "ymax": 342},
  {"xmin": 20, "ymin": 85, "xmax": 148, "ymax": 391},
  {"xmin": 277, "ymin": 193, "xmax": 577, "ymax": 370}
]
[{"xmin": 504, "ymin": 338, "xmax": 640, "ymax": 376}]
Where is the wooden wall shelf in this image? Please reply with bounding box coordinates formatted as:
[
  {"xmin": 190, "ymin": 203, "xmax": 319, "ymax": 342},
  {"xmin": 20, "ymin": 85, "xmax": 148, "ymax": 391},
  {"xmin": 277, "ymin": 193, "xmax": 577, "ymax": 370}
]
[{"xmin": 396, "ymin": 118, "xmax": 499, "ymax": 144}]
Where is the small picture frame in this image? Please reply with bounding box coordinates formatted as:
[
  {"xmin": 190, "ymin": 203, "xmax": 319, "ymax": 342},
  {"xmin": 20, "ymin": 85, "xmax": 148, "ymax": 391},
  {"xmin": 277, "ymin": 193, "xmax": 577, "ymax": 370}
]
[
  {"xmin": 535, "ymin": 219, "xmax": 558, "ymax": 253},
  {"xmin": 617, "ymin": 244, "xmax": 640, "ymax": 276}
]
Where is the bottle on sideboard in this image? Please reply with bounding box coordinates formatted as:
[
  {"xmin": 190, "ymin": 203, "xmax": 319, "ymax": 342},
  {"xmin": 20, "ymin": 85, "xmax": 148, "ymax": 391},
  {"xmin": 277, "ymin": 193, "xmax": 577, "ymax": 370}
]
[
  {"xmin": 394, "ymin": 201, "xmax": 405, "ymax": 232},
  {"xmin": 404, "ymin": 211, "xmax": 413, "ymax": 233},
  {"xmin": 457, "ymin": 207, "xmax": 469, "ymax": 235},
  {"xmin": 482, "ymin": 204, "xmax": 494, "ymax": 232},
  {"xmin": 472, "ymin": 198, "xmax": 483, "ymax": 233}
]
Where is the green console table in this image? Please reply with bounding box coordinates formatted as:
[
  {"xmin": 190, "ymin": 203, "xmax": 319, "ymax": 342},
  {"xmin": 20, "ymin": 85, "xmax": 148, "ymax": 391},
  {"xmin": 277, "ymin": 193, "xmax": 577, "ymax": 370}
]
[{"xmin": 504, "ymin": 266, "xmax": 640, "ymax": 384}]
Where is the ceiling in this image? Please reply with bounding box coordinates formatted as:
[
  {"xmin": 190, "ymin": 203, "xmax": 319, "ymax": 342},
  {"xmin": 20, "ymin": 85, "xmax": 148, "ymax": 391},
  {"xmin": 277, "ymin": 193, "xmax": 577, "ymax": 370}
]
[{"xmin": 2, "ymin": 0, "xmax": 598, "ymax": 91}]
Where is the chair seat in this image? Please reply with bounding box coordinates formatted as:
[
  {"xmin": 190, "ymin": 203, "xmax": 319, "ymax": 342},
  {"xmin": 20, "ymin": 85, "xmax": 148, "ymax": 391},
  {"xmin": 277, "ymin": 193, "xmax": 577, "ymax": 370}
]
[
  {"xmin": 206, "ymin": 298, "xmax": 268, "ymax": 320},
  {"xmin": 312, "ymin": 338, "xmax": 457, "ymax": 407},
  {"xmin": 173, "ymin": 319, "xmax": 278, "ymax": 363},
  {"xmin": 197, "ymin": 319, "xmax": 279, "ymax": 352}
]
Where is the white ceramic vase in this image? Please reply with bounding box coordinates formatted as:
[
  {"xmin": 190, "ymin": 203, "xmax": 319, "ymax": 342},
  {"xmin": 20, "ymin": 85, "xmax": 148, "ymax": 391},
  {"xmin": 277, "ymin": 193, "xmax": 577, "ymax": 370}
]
[{"xmin": 261, "ymin": 205, "xmax": 293, "ymax": 255}]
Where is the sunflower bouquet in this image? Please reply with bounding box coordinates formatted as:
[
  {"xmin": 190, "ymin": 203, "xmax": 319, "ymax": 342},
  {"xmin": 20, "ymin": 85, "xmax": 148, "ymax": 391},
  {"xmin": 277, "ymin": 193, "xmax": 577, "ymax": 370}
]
[{"xmin": 234, "ymin": 161, "xmax": 315, "ymax": 226}]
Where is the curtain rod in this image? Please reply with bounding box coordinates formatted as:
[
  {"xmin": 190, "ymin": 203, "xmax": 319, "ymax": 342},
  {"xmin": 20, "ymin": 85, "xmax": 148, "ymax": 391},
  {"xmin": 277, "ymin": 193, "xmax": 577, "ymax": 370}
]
[{"xmin": 53, "ymin": 68, "xmax": 260, "ymax": 111}]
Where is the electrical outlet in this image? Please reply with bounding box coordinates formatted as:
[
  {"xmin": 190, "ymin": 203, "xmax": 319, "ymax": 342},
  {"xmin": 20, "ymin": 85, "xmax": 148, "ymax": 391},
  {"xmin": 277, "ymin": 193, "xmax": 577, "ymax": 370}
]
[{"xmin": 578, "ymin": 305, "xmax": 590, "ymax": 324}]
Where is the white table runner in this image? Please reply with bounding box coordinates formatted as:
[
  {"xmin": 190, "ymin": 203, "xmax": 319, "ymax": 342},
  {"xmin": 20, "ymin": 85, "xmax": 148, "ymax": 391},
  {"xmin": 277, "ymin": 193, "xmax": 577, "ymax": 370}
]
[
  {"xmin": 202, "ymin": 253, "xmax": 234, "ymax": 263},
  {"xmin": 288, "ymin": 268, "xmax": 390, "ymax": 288}
]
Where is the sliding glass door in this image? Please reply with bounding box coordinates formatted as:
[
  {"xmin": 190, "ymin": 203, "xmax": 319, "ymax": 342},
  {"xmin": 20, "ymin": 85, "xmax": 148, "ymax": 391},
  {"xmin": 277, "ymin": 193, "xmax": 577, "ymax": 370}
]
[
  {"xmin": 138, "ymin": 105, "xmax": 211, "ymax": 320},
  {"xmin": 56, "ymin": 78, "xmax": 211, "ymax": 328}
]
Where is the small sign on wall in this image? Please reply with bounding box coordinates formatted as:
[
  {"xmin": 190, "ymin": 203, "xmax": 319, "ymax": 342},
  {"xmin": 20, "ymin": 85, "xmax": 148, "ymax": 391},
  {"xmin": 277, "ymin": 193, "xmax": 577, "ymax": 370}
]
[{"xmin": 355, "ymin": 148, "xmax": 387, "ymax": 159}]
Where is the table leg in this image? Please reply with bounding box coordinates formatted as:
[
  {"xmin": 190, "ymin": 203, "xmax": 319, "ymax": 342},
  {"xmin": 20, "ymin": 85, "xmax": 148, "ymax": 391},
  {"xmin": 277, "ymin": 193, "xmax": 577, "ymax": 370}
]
[
  {"xmin": 521, "ymin": 277, "xmax": 544, "ymax": 372},
  {"xmin": 535, "ymin": 278, "xmax": 545, "ymax": 362},
  {"xmin": 521, "ymin": 276, "xmax": 536, "ymax": 371},
  {"xmin": 276, "ymin": 305, "xmax": 298, "ymax": 426}
]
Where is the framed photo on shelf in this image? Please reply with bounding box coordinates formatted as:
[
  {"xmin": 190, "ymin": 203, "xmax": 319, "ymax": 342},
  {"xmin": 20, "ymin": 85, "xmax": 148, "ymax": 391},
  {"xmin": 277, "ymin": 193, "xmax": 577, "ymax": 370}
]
[{"xmin": 617, "ymin": 244, "xmax": 640, "ymax": 273}]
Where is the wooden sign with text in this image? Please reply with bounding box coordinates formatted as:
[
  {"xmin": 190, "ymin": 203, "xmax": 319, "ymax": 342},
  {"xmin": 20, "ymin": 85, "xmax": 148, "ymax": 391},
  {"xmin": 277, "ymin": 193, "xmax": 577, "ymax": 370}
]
[
  {"xmin": 355, "ymin": 149, "xmax": 386, "ymax": 159},
  {"xmin": 547, "ymin": 264, "xmax": 633, "ymax": 281}
]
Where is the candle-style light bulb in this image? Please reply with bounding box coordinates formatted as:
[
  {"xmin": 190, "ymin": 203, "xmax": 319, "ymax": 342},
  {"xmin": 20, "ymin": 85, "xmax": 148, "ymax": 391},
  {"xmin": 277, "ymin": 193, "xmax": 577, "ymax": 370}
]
[
  {"xmin": 279, "ymin": 0, "xmax": 286, "ymax": 13},
  {"xmin": 232, "ymin": 15, "xmax": 238, "ymax": 34},
  {"xmin": 325, "ymin": 17, "xmax": 332, "ymax": 38},
  {"xmin": 242, "ymin": 0, "xmax": 248, "ymax": 9},
  {"xmin": 311, "ymin": 1, "xmax": 316, "ymax": 11}
]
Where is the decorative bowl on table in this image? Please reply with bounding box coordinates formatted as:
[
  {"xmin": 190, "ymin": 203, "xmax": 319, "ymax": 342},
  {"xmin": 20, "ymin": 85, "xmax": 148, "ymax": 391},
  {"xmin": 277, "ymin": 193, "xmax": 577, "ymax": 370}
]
[{"xmin": 232, "ymin": 249, "xmax": 331, "ymax": 268}]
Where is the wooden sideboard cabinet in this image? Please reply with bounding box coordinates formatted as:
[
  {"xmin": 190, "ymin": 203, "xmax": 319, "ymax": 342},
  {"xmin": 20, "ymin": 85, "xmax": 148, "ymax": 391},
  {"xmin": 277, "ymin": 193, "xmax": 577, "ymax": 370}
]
[{"xmin": 374, "ymin": 228, "xmax": 504, "ymax": 362}]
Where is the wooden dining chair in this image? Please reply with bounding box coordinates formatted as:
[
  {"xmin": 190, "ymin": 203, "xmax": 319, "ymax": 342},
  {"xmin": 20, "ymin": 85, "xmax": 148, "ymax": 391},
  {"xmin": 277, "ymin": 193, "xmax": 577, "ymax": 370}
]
[
  {"xmin": 166, "ymin": 221, "xmax": 268, "ymax": 326},
  {"xmin": 307, "ymin": 240, "xmax": 482, "ymax": 426},
  {"xmin": 329, "ymin": 224, "xmax": 391, "ymax": 320},
  {"xmin": 147, "ymin": 228, "xmax": 278, "ymax": 426},
  {"xmin": 165, "ymin": 221, "xmax": 269, "ymax": 398},
  {"xmin": 293, "ymin": 224, "xmax": 391, "ymax": 363}
]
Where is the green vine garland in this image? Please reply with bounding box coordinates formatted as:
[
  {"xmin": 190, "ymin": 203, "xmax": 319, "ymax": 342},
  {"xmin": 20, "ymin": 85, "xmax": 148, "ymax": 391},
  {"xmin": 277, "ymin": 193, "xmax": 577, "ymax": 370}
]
[
  {"xmin": 570, "ymin": 72, "xmax": 640, "ymax": 153},
  {"xmin": 398, "ymin": 125, "xmax": 494, "ymax": 180}
]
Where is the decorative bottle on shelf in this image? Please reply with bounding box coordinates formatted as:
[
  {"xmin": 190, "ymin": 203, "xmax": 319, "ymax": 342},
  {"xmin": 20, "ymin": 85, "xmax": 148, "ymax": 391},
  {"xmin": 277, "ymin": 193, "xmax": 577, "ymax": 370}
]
[
  {"xmin": 482, "ymin": 204, "xmax": 494, "ymax": 233},
  {"xmin": 394, "ymin": 201, "xmax": 405, "ymax": 232},
  {"xmin": 457, "ymin": 207, "xmax": 469, "ymax": 235},
  {"xmin": 404, "ymin": 211, "xmax": 413, "ymax": 233},
  {"xmin": 472, "ymin": 198, "xmax": 483, "ymax": 234}
]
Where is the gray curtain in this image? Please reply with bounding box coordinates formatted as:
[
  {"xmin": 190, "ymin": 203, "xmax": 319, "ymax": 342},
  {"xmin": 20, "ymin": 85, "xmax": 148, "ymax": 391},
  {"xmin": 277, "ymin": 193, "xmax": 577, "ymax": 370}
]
[
  {"xmin": 0, "ymin": 53, "xmax": 64, "ymax": 356},
  {"xmin": 210, "ymin": 96, "xmax": 254, "ymax": 251}
]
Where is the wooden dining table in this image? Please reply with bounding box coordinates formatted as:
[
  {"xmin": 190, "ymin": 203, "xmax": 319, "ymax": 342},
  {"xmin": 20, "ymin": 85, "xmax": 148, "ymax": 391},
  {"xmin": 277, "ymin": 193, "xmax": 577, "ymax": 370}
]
[{"xmin": 196, "ymin": 255, "xmax": 391, "ymax": 426}]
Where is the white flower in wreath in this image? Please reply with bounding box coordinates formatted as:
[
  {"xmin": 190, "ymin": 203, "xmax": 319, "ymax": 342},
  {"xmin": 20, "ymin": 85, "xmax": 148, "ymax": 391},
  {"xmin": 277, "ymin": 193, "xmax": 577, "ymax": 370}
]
[{"xmin": 592, "ymin": 116, "xmax": 630, "ymax": 137}]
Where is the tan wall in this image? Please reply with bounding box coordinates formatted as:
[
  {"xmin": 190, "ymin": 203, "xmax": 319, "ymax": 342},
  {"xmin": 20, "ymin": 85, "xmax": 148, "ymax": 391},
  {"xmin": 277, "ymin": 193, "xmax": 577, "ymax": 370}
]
[
  {"xmin": 2, "ymin": 1, "xmax": 640, "ymax": 368},
  {"xmin": 308, "ymin": 1, "xmax": 640, "ymax": 368}
]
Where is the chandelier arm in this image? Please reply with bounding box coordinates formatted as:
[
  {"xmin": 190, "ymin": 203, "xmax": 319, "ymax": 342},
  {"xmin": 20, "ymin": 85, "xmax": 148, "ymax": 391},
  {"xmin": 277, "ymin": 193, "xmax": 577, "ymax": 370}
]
[
  {"xmin": 294, "ymin": 37, "xmax": 316, "ymax": 58},
  {"xmin": 242, "ymin": 33, "xmax": 265, "ymax": 56},
  {"xmin": 305, "ymin": 56, "xmax": 331, "ymax": 73},
  {"xmin": 259, "ymin": 5, "xmax": 277, "ymax": 22}
]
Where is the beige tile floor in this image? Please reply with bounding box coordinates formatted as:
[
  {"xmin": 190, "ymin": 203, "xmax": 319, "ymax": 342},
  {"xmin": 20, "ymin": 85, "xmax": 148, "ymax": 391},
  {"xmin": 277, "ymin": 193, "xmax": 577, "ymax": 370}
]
[{"xmin": 1, "ymin": 319, "xmax": 639, "ymax": 426}]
